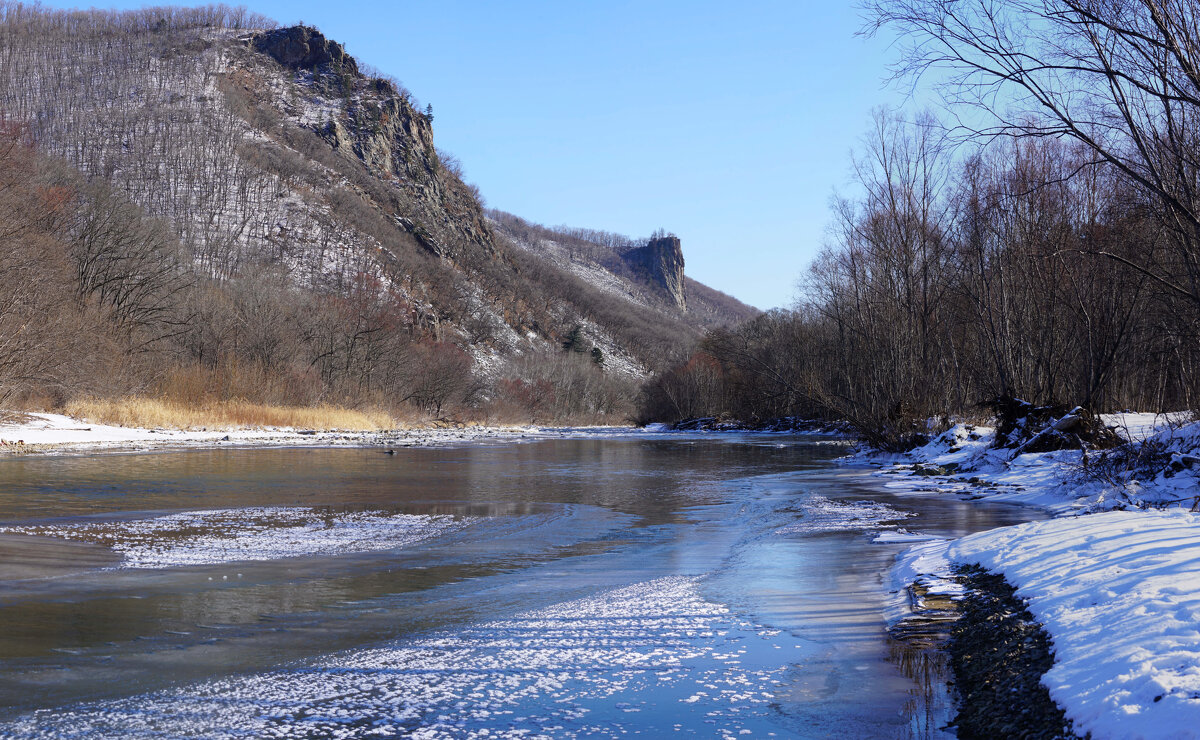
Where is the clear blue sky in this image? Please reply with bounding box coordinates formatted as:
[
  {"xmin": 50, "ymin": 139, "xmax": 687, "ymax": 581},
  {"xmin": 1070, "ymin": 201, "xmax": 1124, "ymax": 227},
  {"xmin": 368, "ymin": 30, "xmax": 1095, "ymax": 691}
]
[{"xmin": 48, "ymin": 1, "xmax": 911, "ymax": 310}]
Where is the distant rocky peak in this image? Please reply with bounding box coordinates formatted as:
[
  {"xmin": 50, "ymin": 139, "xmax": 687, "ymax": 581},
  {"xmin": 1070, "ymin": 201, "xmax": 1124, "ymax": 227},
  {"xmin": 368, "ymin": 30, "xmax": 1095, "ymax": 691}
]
[
  {"xmin": 253, "ymin": 25, "xmax": 359, "ymax": 76},
  {"xmin": 622, "ymin": 235, "xmax": 686, "ymax": 310}
]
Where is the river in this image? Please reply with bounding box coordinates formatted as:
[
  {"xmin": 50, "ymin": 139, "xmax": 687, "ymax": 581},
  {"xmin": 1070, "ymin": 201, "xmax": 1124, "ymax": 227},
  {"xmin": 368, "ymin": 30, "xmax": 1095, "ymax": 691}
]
[{"xmin": 0, "ymin": 432, "xmax": 1036, "ymax": 738}]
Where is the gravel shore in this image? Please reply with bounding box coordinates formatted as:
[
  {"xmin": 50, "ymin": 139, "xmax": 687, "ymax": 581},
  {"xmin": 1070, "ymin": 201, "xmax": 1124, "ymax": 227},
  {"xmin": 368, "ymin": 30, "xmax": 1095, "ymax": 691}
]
[{"xmin": 948, "ymin": 565, "xmax": 1085, "ymax": 740}]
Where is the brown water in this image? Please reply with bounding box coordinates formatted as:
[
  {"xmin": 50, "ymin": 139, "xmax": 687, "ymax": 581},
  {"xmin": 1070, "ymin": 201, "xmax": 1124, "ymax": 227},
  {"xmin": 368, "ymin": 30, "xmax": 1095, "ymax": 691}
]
[{"xmin": 0, "ymin": 433, "xmax": 1038, "ymax": 738}]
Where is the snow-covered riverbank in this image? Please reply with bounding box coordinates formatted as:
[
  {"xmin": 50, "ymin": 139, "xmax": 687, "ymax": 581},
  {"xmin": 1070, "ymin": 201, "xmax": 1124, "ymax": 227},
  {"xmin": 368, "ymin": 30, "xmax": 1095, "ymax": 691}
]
[
  {"xmin": 870, "ymin": 412, "xmax": 1198, "ymax": 512},
  {"xmin": 873, "ymin": 412, "xmax": 1200, "ymax": 739},
  {"xmin": 0, "ymin": 412, "xmax": 638, "ymax": 456}
]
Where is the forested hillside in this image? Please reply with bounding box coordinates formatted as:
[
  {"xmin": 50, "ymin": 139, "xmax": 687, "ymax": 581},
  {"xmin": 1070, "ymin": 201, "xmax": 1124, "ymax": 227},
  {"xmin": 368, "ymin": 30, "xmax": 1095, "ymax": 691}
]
[
  {"xmin": 0, "ymin": 2, "xmax": 750, "ymax": 424},
  {"xmin": 642, "ymin": 2, "xmax": 1200, "ymax": 444}
]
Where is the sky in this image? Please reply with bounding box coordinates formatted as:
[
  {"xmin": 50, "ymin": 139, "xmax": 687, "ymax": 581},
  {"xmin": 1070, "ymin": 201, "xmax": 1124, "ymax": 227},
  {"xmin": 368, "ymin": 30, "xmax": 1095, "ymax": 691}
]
[{"xmin": 46, "ymin": 1, "xmax": 914, "ymax": 310}]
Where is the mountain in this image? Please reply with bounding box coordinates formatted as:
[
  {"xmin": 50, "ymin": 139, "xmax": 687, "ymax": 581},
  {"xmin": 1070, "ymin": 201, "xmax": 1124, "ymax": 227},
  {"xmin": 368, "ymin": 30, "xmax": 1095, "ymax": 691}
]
[{"xmin": 0, "ymin": 6, "xmax": 756, "ymax": 420}]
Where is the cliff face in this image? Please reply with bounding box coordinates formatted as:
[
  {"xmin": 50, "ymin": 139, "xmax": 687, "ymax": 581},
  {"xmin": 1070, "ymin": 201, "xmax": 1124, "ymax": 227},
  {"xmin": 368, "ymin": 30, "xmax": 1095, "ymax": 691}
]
[
  {"xmin": 621, "ymin": 236, "xmax": 686, "ymax": 310},
  {"xmin": 254, "ymin": 26, "xmax": 358, "ymax": 73},
  {"xmin": 250, "ymin": 26, "xmax": 494, "ymax": 261}
]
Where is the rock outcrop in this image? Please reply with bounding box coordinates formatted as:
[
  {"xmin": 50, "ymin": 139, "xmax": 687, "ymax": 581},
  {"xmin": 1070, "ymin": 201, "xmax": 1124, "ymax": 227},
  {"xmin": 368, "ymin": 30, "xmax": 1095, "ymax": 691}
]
[
  {"xmin": 622, "ymin": 235, "xmax": 686, "ymax": 310},
  {"xmin": 253, "ymin": 26, "xmax": 358, "ymax": 74},
  {"xmin": 249, "ymin": 26, "xmax": 493, "ymax": 261}
]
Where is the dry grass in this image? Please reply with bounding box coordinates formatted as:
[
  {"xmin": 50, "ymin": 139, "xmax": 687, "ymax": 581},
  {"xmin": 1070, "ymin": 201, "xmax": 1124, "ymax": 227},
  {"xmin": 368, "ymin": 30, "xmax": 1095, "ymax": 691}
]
[{"xmin": 65, "ymin": 397, "xmax": 396, "ymax": 431}]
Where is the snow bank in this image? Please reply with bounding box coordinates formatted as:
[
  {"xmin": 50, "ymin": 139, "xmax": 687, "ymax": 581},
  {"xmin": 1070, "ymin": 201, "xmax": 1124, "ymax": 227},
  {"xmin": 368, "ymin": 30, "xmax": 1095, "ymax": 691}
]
[
  {"xmin": 0, "ymin": 412, "xmax": 636, "ymax": 455},
  {"xmin": 895, "ymin": 512, "xmax": 1200, "ymax": 740},
  {"xmin": 0, "ymin": 412, "xmax": 249, "ymax": 448},
  {"xmin": 1132, "ymin": 420, "xmax": 1200, "ymax": 506},
  {"xmin": 868, "ymin": 415, "xmax": 1200, "ymax": 513},
  {"xmin": 874, "ymin": 411, "xmax": 1200, "ymax": 736},
  {"xmin": 1105, "ymin": 412, "xmax": 1194, "ymax": 443}
]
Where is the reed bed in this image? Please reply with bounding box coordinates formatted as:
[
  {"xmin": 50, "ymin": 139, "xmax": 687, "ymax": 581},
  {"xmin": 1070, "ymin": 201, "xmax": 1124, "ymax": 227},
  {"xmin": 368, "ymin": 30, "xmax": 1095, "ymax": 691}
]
[{"xmin": 65, "ymin": 397, "xmax": 395, "ymax": 431}]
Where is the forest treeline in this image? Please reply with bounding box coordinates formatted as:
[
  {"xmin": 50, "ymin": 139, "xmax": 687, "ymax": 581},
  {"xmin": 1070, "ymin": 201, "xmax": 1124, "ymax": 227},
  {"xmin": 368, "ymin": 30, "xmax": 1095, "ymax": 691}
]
[{"xmin": 640, "ymin": 1, "xmax": 1200, "ymax": 448}]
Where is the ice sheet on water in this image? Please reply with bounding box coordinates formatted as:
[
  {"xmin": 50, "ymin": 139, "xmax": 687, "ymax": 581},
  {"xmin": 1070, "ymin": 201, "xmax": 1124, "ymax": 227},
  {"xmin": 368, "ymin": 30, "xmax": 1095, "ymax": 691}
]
[
  {"xmin": 0, "ymin": 507, "xmax": 475, "ymax": 568},
  {"xmin": 873, "ymin": 529, "xmax": 940, "ymax": 543},
  {"xmin": 0, "ymin": 576, "xmax": 802, "ymax": 738},
  {"xmin": 776, "ymin": 495, "xmax": 914, "ymax": 535}
]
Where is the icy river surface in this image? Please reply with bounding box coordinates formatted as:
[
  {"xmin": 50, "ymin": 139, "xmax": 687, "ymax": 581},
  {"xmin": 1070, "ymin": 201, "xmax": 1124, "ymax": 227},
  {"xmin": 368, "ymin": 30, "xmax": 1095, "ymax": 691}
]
[{"xmin": 0, "ymin": 433, "xmax": 1035, "ymax": 738}]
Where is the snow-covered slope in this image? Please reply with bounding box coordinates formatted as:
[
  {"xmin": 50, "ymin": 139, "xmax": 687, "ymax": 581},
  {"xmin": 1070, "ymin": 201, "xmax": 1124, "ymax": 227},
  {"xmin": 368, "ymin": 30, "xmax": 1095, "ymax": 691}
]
[{"xmin": 868, "ymin": 415, "xmax": 1200, "ymax": 513}]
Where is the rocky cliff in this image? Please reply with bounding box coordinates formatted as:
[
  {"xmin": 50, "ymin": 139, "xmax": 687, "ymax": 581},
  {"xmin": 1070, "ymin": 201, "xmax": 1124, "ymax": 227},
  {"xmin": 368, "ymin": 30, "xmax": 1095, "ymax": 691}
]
[
  {"xmin": 250, "ymin": 26, "xmax": 494, "ymax": 261},
  {"xmin": 254, "ymin": 26, "xmax": 358, "ymax": 73},
  {"xmin": 621, "ymin": 236, "xmax": 686, "ymax": 310}
]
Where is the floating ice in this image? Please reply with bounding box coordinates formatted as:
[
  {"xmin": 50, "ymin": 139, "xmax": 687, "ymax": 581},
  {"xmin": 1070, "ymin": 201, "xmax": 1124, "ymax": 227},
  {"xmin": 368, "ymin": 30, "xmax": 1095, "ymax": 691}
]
[
  {"xmin": 873, "ymin": 529, "xmax": 940, "ymax": 543},
  {"xmin": 0, "ymin": 507, "xmax": 474, "ymax": 568},
  {"xmin": 776, "ymin": 495, "xmax": 913, "ymax": 535}
]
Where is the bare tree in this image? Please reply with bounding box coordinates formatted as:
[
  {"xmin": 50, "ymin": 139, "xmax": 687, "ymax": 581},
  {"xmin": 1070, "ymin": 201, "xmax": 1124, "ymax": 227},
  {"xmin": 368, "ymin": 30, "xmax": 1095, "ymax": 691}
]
[
  {"xmin": 71, "ymin": 181, "xmax": 193, "ymax": 343},
  {"xmin": 864, "ymin": 0, "xmax": 1200, "ymax": 309},
  {"xmin": 0, "ymin": 126, "xmax": 101, "ymax": 403}
]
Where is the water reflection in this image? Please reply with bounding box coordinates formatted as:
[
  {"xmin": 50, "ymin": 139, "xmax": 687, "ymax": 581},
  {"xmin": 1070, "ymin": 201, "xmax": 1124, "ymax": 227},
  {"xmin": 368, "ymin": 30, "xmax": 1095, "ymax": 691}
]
[{"xmin": 893, "ymin": 638, "xmax": 952, "ymax": 739}]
